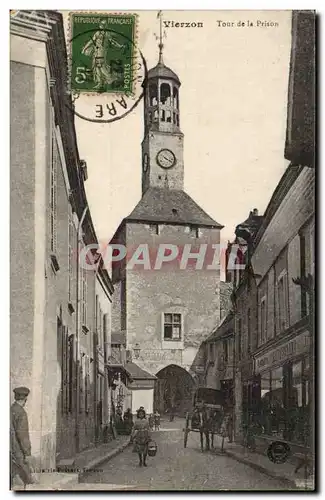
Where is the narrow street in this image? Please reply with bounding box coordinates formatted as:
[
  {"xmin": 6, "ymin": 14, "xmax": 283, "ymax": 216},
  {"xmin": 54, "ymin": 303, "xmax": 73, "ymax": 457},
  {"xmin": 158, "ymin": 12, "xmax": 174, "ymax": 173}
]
[{"xmin": 80, "ymin": 419, "xmax": 290, "ymax": 491}]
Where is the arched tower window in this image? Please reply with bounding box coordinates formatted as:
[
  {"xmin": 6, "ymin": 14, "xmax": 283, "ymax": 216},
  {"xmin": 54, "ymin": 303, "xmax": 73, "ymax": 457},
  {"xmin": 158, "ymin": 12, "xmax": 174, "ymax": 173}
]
[
  {"xmin": 160, "ymin": 83, "xmax": 171, "ymax": 104},
  {"xmin": 173, "ymin": 87, "xmax": 179, "ymax": 109},
  {"xmin": 149, "ymin": 83, "xmax": 158, "ymax": 106}
]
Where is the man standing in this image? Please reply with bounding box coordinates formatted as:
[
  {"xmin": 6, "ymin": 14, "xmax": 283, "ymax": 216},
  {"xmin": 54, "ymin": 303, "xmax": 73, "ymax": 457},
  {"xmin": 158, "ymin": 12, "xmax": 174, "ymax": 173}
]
[{"xmin": 10, "ymin": 387, "xmax": 33, "ymax": 489}]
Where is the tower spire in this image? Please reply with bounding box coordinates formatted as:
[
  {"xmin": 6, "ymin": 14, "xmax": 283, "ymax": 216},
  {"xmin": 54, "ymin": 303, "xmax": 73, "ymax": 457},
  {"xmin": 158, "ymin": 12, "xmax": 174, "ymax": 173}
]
[{"xmin": 157, "ymin": 10, "xmax": 164, "ymax": 64}]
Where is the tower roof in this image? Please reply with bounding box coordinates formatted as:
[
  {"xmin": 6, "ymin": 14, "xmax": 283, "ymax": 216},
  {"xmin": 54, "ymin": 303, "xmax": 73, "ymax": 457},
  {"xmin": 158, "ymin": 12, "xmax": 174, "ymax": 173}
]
[
  {"xmin": 125, "ymin": 187, "xmax": 223, "ymax": 228},
  {"xmin": 147, "ymin": 62, "xmax": 181, "ymax": 85}
]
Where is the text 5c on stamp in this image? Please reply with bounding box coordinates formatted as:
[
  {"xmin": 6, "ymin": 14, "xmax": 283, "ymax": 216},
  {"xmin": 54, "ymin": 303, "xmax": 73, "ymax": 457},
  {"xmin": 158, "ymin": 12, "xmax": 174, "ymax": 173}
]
[{"xmin": 69, "ymin": 12, "xmax": 138, "ymax": 95}]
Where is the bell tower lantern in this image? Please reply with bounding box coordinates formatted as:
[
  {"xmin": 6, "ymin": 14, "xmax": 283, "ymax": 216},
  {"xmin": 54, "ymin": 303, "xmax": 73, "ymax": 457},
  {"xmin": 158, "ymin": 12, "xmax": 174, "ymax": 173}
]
[
  {"xmin": 141, "ymin": 15, "xmax": 184, "ymax": 194},
  {"xmin": 144, "ymin": 49, "xmax": 181, "ymax": 134}
]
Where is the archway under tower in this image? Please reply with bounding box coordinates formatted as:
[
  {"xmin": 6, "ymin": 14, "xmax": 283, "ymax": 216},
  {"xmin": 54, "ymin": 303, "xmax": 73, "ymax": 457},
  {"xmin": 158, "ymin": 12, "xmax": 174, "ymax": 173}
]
[{"xmin": 154, "ymin": 364, "xmax": 195, "ymax": 417}]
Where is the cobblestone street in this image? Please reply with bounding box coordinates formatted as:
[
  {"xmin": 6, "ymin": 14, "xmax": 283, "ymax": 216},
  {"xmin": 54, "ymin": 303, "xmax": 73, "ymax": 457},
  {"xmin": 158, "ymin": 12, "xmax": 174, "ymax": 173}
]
[{"xmin": 80, "ymin": 419, "xmax": 292, "ymax": 491}]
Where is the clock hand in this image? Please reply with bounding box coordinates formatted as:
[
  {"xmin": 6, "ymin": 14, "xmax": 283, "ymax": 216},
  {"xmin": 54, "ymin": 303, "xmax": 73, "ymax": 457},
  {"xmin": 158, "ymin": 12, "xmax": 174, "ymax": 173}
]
[{"xmin": 162, "ymin": 156, "xmax": 171, "ymax": 162}]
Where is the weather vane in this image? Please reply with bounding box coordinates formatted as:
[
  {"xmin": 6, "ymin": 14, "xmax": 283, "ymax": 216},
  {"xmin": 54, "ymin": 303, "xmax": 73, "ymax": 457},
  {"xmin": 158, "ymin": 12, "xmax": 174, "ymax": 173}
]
[{"xmin": 154, "ymin": 11, "xmax": 167, "ymax": 64}]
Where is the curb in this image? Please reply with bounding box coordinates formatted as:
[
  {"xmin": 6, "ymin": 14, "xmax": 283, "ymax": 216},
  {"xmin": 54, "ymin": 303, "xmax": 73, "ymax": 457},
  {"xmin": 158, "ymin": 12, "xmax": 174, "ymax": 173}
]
[
  {"xmin": 79, "ymin": 439, "xmax": 131, "ymax": 480},
  {"xmin": 223, "ymin": 449, "xmax": 298, "ymax": 489}
]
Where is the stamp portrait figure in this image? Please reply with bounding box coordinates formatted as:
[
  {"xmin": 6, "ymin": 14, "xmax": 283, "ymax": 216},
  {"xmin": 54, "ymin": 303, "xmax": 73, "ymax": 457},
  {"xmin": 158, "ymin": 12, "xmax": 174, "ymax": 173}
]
[{"xmin": 81, "ymin": 19, "xmax": 125, "ymax": 90}]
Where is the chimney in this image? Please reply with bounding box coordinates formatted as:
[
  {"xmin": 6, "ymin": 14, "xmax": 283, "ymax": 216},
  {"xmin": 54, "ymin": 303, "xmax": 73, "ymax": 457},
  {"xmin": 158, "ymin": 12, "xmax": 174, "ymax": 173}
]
[{"xmin": 252, "ymin": 208, "xmax": 258, "ymax": 216}]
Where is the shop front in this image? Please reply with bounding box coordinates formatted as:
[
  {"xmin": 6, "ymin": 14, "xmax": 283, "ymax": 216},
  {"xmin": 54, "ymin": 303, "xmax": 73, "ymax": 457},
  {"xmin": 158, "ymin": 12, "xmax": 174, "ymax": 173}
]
[{"xmin": 249, "ymin": 328, "xmax": 310, "ymax": 452}]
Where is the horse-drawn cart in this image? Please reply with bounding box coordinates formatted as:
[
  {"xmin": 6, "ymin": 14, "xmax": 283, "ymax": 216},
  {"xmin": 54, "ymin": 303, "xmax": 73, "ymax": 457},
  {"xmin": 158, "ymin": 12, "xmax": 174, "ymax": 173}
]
[{"xmin": 183, "ymin": 388, "xmax": 226, "ymax": 450}]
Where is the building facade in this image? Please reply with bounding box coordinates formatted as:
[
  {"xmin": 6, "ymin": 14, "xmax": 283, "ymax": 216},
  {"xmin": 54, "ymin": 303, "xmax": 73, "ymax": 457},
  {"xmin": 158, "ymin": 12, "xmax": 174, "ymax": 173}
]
[
  {"xmin": 10, "ymin": 11, "xmax": 114, "ymax": 470},
  {"xmin": 110, "ymin": 49, "xmax": 223, "ymax": 415},
  {"xmin": 248, "ymin": 165, "xmax": 314, "ymax": 456}
]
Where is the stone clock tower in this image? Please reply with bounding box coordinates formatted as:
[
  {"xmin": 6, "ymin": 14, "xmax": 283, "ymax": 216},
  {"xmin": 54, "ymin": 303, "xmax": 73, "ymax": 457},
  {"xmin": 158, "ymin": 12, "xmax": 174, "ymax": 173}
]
[
  {"xmin": 110, "ymin": 28, "xmax": 223, "ymax": 416},
  {"xmin": 142, "ymin": 47, "xmax": 184, "ymax": 193}
]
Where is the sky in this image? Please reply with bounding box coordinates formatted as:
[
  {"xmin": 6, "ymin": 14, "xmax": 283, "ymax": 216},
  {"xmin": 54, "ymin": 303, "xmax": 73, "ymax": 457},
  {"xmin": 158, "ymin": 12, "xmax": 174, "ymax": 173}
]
[{"xmin": 63, "ymin": 10, "xmax": 292, "ymax": 246}]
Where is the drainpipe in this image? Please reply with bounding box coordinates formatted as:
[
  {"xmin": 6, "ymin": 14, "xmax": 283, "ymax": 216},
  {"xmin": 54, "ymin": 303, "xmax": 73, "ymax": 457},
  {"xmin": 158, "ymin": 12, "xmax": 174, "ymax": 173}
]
[{"xmin": 75, "ymin": 205, "xmax": 88, "ymax": 454}]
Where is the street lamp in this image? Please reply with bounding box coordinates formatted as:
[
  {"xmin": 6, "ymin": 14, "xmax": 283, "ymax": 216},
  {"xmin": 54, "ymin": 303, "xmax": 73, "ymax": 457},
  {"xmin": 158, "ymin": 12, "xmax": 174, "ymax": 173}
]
[{"xmin": 133, "ymin": 343, "xmax": 141, "ymax": 360}]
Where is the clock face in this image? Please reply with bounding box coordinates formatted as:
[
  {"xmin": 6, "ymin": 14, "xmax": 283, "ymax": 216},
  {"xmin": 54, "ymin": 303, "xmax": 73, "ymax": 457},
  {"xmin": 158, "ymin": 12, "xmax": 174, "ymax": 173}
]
[
  {"xmin": 143, "ymin": 153, "xmax": 149, "ymax": 172},
  {"xmin": 156, "ymin": 149, "xmax": 176, "ymax": 169}
]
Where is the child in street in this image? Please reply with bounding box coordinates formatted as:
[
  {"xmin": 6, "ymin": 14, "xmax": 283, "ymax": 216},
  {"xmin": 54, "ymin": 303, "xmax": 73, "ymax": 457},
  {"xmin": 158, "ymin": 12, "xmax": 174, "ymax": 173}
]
[
  {"xmin": 154, "ymin": 410, "xmax": 161, "ymax": 431},
  {"xmin": 148, "ymin": 413, "xmax": 154, "ymax": 431}
]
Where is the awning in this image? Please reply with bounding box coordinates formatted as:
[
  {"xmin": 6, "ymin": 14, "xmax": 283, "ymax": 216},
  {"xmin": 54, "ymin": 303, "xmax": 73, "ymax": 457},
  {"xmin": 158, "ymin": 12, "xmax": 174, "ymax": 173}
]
[
  {"xmin": 125, "ymin": 362, "xmax": 157, "ymax": 381},
  {"xmin": 106, "ymin": 356, "xmax": 133, "ymax": 383}
]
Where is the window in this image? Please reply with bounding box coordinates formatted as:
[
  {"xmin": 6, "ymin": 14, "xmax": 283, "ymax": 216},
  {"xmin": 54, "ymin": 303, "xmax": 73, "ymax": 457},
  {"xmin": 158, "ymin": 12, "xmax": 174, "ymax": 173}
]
[
  {"xmin": 149, "ymin": 223, "xmax": 159, "ymax": 235},
  {"xmin": 160, "ymin": 83, "xmax": 171, "ymax": 104},
  {"xmin": 164, "ymin": 313, "xmax": 182, "ymax": 340},
  {"xmin": 260, "ymin": 297, "xmax": 267, "ymax": 344},
  {"xmin": 277, "ymin": 273, "xmax": 288, "ymax": 332},
  {"xmin": 50, "ymin": 134, "xmax": 58, "ymax": 255},
  {"xmin": 187, "ymin": 225, "xmax": 199, "ymax": 238},
  {"xmin": 149, "ymin": 83, "xmax": 157, "ymax": 106},
  {"xmin": 223, "ymin": 340, "xmax": 228, "ymax": 363}
]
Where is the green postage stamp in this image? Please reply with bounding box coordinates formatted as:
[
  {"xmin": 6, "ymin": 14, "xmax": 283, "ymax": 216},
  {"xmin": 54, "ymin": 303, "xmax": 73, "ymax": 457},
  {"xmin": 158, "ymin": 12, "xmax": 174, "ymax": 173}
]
[{"xmin": 69, "ymin": 12, "xmax": 138, "ymax": 95}]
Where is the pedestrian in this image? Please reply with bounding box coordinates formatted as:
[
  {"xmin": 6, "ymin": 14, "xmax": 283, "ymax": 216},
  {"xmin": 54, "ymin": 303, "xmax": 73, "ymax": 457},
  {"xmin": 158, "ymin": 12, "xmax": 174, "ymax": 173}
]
[
  {"xmin": 154, "ymin": 410, "xmax": 160, "ymax": 431},
  {"xmin": 123, "ymin": 408, "xmax": 133, "ymax": 435},
  {"xmin": 227, "ymin": 413, "xmax": 233, "ymax": 443},
  {"xmin": 10, "ymin": 387, "xmax": 34, "ymax": 489},
  {"xmin": 131, "ymin": 407, "xmax": 151, "ymax": 467},
  {"xmin": 148, "ymin": 413, "xmax": 154, "ymax": 431}
]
